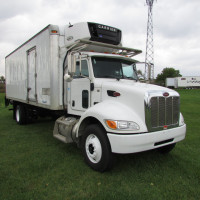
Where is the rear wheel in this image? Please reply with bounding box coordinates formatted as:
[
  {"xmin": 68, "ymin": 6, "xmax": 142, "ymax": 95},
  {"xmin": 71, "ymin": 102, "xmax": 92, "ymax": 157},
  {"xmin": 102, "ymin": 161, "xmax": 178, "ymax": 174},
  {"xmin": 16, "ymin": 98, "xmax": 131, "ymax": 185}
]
[
  {"xmin": 15, "ymin": 104, "xmax": 27, "ymax": 125},
  {"xmin": 82, "ymin": 124, "xmax": 113, "ymax": 172},
  {"xmin": 157, "ymin": 143, "xmax": 176, "ymax": 154}
]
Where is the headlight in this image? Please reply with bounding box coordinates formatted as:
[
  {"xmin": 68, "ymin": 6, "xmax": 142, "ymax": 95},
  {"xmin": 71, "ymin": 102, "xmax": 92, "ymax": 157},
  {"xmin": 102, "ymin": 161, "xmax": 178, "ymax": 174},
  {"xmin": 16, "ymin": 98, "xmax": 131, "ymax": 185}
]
[{"xmin": 105, "ymin": 120, "xmax": 140, "ymax": 131}]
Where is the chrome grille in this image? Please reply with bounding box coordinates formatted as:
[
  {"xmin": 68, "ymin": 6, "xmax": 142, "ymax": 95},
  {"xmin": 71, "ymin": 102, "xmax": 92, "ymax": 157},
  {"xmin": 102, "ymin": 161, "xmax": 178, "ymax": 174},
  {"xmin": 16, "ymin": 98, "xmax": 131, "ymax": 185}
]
[{"xmin": 146, "ymin": 95, "xmax": 180, "ymax": 131}]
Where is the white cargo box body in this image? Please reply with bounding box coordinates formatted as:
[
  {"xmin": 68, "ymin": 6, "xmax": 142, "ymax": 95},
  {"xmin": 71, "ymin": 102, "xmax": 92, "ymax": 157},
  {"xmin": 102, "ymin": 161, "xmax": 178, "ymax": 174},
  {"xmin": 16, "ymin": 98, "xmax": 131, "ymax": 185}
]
[
  {"xmin": 6, "ymin": 22, "xmax": 123, "ymax": 110},
  {"xmin": 165, "ymin": 78, "xmax": 175, "ymax": 88},
  {"xmin": 5, "ymin": 25, "xmax": 64, "ymax": 110},
  {"xmin": 177, "ymin": 76, "xmax": 200, "ymax": 88}
]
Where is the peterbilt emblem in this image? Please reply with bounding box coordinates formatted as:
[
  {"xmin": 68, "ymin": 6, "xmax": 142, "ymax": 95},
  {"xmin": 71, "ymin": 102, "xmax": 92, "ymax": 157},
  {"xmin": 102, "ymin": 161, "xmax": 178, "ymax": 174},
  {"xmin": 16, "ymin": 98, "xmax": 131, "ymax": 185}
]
[
  {"xmin": 163, "ymin": 125, "xmax": 168, "ymax": 130},
  {"xmin": 163, "ymin": 92, "xmax": 169, "ymax": 97}
]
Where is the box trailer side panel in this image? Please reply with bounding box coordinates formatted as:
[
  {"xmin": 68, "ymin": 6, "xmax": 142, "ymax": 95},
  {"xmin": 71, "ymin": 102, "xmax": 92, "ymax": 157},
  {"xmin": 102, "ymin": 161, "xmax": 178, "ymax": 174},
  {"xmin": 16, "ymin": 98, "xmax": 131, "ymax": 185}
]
[
  {"xmin": 5, "ymin": 25, "xmax": 63, "ymax": 110},
  {"xmin": 177, "ymin": 77, "xmax": 200, "ymax": 88},
  {"xmin": 177, "ymin": 77, "xmax": 187, "ymax": 88}
]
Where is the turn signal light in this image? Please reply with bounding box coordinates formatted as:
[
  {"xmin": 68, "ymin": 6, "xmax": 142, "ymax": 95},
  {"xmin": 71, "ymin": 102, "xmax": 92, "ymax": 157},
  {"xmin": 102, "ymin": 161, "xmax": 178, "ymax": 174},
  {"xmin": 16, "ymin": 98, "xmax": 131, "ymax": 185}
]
[{"xmin": 106, "ymin": 120, "xmax": 117, "ymax": 129}]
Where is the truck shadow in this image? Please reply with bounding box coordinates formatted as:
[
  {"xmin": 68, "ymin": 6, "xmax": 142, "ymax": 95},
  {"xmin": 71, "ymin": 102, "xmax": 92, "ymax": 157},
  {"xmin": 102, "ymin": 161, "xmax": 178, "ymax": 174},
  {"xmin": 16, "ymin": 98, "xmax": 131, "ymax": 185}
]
[{"xmin": 112, "ymin": 150, "xmax": 180, "ymax": 173}]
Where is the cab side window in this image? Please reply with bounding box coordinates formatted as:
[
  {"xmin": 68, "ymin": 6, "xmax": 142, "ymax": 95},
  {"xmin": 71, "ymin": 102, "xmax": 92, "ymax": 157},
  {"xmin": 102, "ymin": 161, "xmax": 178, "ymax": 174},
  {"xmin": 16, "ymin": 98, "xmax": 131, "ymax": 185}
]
[{"xmin": 74, "ymin": 60, "xmax": 89, "ymax": 78}]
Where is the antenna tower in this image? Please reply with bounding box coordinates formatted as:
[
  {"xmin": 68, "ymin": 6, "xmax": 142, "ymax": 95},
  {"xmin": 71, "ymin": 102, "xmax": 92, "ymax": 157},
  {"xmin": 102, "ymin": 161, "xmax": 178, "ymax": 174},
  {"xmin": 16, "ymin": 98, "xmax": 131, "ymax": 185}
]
[{"xmin": 145, "ymin": 0, "xmax": 155, "ymax": 80}]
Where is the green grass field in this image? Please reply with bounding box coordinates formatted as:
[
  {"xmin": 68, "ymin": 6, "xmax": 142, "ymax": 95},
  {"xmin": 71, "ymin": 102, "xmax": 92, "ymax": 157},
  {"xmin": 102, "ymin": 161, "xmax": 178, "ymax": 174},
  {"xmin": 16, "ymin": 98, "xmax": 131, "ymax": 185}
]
[
  {"xmin": 0, "ymin": 83, "xmax": 5, "ymax": 93},
  {"xmin": 0, "ymin": 90, "xmax": 200, "ymax": 200}
]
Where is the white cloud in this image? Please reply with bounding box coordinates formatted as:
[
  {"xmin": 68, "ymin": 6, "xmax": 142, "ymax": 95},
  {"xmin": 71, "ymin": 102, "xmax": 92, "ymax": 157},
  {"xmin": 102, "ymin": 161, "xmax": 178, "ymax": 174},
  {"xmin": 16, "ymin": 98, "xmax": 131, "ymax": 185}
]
[
  {"xmin": 0, "ymin": 0, "xmax": 40, "ymax": 20},
  {"xmin": 155, "ymin": 1, "xmax": 200, "ymax": 39},
  {"xmin": 0, "ymin": 0, "xmax": 200, "ymax": 78}
]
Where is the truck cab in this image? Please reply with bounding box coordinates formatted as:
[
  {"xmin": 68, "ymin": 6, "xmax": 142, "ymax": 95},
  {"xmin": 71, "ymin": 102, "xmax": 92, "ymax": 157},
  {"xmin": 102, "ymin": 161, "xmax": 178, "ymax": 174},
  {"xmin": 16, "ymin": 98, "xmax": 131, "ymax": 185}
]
[{"xmin": 54, "ymin": 38, "xmax": 186, "ymax": 172}]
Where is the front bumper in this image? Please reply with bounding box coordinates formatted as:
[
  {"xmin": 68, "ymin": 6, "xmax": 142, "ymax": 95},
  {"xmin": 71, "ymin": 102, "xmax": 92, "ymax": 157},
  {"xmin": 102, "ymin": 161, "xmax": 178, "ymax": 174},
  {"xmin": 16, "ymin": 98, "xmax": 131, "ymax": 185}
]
[{"xmin": 107, "ymin": 124, "xmax": 186, "ymax": 154}]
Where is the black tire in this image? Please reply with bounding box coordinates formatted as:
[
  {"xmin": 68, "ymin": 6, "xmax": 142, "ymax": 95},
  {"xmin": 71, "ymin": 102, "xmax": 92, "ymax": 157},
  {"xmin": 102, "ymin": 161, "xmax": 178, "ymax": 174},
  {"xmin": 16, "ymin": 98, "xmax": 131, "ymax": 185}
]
[
  {"xmin": 15, "ymin": 104, "xmax": 27, "ymax": 125},
  {"xmin": 82, "ymin": 124, "xmax": 113, "ymax": 172},
  {"xmin": 13, "ymin": 104, "xmax": 16, "ymax": 120},
  {"xmin": 157, "ymin": 143, "xmax": 176, "ymax": 154}
]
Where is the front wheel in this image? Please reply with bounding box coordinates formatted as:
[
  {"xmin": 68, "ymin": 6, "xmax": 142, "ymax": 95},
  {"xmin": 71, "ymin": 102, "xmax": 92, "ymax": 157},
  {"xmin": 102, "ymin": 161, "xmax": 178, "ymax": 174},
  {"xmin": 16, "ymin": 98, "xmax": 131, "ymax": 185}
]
[{"xmin": 82, "ymin": 124, "xmax": 113, "ymax": 172}]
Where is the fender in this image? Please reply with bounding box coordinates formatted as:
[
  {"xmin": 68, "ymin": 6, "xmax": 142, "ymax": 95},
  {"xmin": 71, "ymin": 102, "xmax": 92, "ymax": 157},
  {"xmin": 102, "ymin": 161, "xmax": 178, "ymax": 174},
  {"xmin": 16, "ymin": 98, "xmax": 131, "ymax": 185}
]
[{"xmin": 76, "ymin": 100, "xmax": 148, "ymax": 137}]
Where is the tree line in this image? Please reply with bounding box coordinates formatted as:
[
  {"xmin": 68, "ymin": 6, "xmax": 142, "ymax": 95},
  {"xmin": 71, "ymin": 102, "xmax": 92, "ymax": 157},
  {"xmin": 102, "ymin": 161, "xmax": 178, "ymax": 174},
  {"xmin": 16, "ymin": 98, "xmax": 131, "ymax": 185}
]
[
  {"xmin": 155, "ymin": 67, "xmax": 182, "ymax": 85},
  {"xmin": 137, "ymin": 67, "xmax": 182, "ymax": 85}
]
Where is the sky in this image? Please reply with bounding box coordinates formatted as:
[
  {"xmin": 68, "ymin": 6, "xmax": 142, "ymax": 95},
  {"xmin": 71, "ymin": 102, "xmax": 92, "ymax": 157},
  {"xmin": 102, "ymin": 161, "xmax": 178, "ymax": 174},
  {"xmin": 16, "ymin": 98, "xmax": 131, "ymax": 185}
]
[{"xmin": 0, "ymin": 0, "xmax": 200, "ymax": 78}]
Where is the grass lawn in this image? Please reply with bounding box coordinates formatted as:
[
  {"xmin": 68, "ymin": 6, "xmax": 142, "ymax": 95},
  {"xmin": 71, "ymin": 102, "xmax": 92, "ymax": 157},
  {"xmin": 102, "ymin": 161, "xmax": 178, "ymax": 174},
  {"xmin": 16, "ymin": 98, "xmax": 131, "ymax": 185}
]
[{"xmin": 0, "ymin": 90, "xmax": 199, "ymax": 200}]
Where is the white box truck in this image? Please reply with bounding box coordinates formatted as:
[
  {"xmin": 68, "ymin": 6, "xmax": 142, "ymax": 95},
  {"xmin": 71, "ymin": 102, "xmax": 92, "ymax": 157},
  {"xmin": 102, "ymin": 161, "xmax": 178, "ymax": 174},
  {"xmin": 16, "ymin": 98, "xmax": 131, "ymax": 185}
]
[
  {"xmin": 5, "ymin": 22, "xmax": 186, "ymax": 171},
  {"xmin": 176, "ymin": 77, "xmax": 200, "ymax": 88},
  {"xmin": 166, "ymin": 77, "xmax": 200, "ymax": 88},
  {"xmin": 165, "ymin": 78, "xmax": 176, "ymax": 88}
]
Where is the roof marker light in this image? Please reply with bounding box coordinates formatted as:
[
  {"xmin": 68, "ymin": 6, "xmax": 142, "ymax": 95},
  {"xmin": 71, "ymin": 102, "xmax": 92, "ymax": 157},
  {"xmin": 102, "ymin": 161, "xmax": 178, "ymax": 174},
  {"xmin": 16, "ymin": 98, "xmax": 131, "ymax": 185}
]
[{"xmin": 51, "ymin": 30, "xmax": 58, "ymax": 33}]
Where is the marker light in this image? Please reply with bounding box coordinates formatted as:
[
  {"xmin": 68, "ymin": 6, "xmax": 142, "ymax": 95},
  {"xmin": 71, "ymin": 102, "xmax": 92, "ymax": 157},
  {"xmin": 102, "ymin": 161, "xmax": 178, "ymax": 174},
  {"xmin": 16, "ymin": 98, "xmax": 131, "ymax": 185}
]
[
  {"xmin": 51, "ymin": 30, "xmax": 58, "ymax": 33},
  {"xmin": 113, "ymin": 92, "xmax": 120, "ymax": 97}
]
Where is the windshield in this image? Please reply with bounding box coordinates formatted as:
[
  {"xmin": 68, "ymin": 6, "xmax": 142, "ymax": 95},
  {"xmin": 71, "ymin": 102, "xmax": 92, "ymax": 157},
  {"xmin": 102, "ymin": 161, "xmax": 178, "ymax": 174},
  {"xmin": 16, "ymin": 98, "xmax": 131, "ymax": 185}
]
[{"xmin": 91, "ymin": 57, "xmax": 138, "ymax": 80}]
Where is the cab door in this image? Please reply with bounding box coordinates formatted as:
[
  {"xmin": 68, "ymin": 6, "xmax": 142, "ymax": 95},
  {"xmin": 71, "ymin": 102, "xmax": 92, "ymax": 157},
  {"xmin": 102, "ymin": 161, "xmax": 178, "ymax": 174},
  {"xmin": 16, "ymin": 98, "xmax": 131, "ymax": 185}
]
[{"xmin": 69, "ymin": 59, "xmax": 91, "ymax": 113}]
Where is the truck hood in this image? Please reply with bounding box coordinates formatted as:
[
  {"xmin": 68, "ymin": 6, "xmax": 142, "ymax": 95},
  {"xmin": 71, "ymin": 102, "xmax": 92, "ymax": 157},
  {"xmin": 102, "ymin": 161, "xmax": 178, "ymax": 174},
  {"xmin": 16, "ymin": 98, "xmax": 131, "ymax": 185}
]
[
  {"xmin": 94, "ymin": 78, "xmax": 179, "ymax": 124},
  {"xmin": 95, "ymin": 78, "xmax": 177, "ymax": 96}
]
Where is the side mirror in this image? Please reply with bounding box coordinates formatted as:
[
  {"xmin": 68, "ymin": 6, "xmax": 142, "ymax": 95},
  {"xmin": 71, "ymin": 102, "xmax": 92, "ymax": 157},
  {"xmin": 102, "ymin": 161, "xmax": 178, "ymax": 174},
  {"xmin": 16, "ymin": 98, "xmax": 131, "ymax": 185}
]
[{"xmin": 67, "ymin": 53, "xmax": 76, "ymax": 76}]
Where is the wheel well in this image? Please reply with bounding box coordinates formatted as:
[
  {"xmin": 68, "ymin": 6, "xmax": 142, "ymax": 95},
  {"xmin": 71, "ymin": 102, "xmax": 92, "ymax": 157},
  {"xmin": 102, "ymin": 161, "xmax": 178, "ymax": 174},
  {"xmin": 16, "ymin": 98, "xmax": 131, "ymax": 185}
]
[{"xmin": 78, "ymin": 117, "xmax": 106, "ymax": 137}]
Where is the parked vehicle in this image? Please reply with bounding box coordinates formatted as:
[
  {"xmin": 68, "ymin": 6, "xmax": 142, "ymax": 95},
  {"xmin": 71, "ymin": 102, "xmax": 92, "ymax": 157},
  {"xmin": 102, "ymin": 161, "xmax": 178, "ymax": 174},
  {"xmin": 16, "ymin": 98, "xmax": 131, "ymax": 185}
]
[
  {"xmin": 5, "ymin": 22, "xmax": 186, "ymax": 171},
  {"xmin": 166, "ymin": 77, "xmax": 200, "ymax": 88},
  {"xmin": 165, "ymin": 78, "xmax": 176, "ymax": 88}
]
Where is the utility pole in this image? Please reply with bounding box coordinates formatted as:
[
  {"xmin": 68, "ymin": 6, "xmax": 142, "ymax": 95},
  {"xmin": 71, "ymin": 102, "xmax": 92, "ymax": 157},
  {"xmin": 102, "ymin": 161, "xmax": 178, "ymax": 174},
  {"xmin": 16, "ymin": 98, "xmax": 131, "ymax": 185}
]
[{"xmin": 145, "ymin": 0, "xmax": 155, "ymax": 81}]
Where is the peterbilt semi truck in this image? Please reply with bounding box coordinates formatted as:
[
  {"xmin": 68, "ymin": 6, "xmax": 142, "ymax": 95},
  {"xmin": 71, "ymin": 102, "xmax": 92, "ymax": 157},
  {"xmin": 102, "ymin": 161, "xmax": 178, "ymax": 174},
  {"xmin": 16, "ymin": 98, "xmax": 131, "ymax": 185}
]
[{"xmin": 5, "ymin": 22, "xmax": 186, "ymax": 171}]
